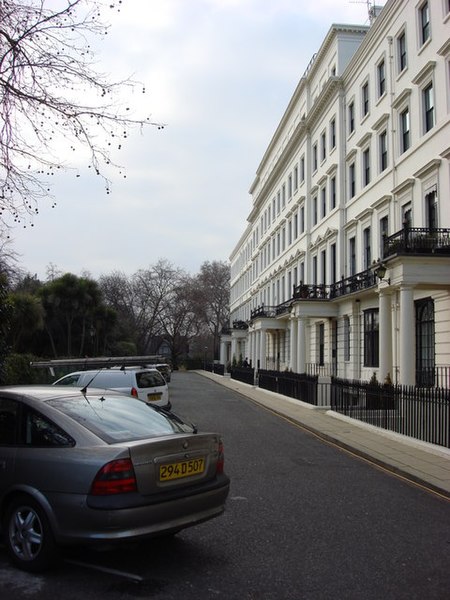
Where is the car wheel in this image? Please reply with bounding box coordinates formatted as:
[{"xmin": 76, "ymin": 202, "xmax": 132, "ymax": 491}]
[{"xmin": 4, "ymin": 494, "xmax": 57, "ymax": 572}]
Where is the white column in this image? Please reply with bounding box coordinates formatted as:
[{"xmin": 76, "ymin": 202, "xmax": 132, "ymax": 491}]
[
  {"xmin": 248, "ymin": 331, "xmax": 253, "ymax": 369},
  {"xmin": 260, "ymin": 328, "xmax": 267, "ymax": 370},
  {"xmin": 399, "ymin": 285, "xmax": 415, "ymax": 385},
  {"xmin": 352, "ymin": 301, "xmax": 361, "ymax": 380},
  {"xmin": 220, "ymin": 341, "xmax": 226, "ymax": 365},
  {"xmin": 231, "ymin": 337, "xmax": 237, "ymax": 364},
  {"xmin": 379, "ymin": 290, "xmax": 393, "ymax": 382},
  {"xmin": 290, "ymin": 317, "xmax": 298, "ymax": 372},
  {"xmin": 298, "ymin": 318, "xmax": 306, "ymax": 373},
  {"xmin": 255, "ymin": 330, "xmax": 260, "ymax": 371}
]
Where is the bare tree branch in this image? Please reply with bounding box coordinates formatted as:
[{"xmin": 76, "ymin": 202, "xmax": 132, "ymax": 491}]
[{"xmin": 0, "ymin": 0, "xmax": 163, "ymax": 224}]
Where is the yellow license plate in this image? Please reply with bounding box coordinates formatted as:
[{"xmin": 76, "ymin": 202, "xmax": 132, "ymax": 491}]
[
  {"xmin": 159, "ymin": 458, "xmax": 205, "ymax": 481},
  {"xmin": 147, "ymin": 393, "xmax": 162, "ymax": 402}
]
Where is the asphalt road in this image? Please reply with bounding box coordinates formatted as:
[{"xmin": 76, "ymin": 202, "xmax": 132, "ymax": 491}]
[{"xmin": 1, "ymin": 371, "xmax": 450, "ymax": 599}]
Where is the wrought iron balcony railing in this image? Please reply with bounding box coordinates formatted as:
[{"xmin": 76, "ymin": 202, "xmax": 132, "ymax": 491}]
[
  {"xmin": 329, "ymin": 268, "xmax": 377, "ymax": 298},
  {"xmin": 276, "ymin": 300, "xmax": 293, "ymax": 316},
  {"xmin": 293, "ymin": 282, "xmax": 330, "ymax": 299},
  {"xmin": 250, "ymin": 305, "xmax": 277, "ymax": 320},
  {"xmin": 292, "ymin": 268, "xmax": 377, "ymax": 301},
  {"xmin": 383, "ymin": 227, "xmax": 450, "ymax": 258},
  {"xmin": 232, "ymin": 320, "xmax": 249, "ymax": 330}
]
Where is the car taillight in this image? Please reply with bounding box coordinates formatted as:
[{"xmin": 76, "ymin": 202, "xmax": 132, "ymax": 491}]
[
  {"xmin": 130, "ymin": 387, "xmax": 138, "ymax": 398},
  {"xmin": 216, "ymin": 440, "xmax": 224, "ymax": 475},
  {"xmin": 90, "ymin": 458, "xmax": 137, "ymax": 495}
]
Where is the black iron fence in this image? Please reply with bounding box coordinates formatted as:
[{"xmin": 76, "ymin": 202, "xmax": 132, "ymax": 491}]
[
  {"xmin": 331, "ymin": 377, "xmax": 450, "ymax": 449},
  {"xmin": 205, "ymin": 362, "xmax": 225, "ymax": 376},
  {"xmin": 416, "ymin": 366, "xmax": 450, "ymax": 388},
  {"xmin": 210, "ymin": 365, "xmax": 450, "ymax": 448},
  {"xmin": 257, "ymin": 370, "xmax": 319, "ymax": 405},
  {"xmin": 230, "ymin": 366, "xmax": 255, "ymax": 385}
]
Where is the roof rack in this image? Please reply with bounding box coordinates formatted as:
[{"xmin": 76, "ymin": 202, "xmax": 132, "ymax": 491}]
[{"xmin": 30, "ymin": 355, "xmax": 166, "ymax": 370}]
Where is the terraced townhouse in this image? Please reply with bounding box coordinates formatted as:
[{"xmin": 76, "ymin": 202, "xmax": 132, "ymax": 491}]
[{"xmin": 221, "ymin": 0, "xmax": 450, "ymax": 388}]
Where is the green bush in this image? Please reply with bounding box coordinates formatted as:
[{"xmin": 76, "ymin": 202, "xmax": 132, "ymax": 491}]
[{"xmin": 2, "ymin": 353, "xmax": 52, "ymax": 385}]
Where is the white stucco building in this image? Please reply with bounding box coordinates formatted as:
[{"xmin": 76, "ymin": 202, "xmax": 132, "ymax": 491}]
[{"xmin": 222, "ymin": 0, "xmax": 450, "ymax": 387}]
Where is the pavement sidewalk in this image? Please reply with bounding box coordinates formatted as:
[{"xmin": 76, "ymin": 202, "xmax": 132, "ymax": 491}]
[{"xmin": 197, "ymin": 370, "xmax": 450, "ymax": 500}]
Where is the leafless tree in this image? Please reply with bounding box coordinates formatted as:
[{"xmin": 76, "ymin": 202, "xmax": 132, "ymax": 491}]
[
  {"xmin": 100, "ymin": 260, "xmax": 185, "ymax": 355},
  {"xmin": 100, "ymin": 260, "xmax": 230, "ymax": 363},
  {"xmin": 157, "ymin": 274, "xmax": 202, "ymax": 368},
  {"xmin": 0, "ymin": 0, "xmax": 162, "ymax": 224},
  {"xmin": 98, "ymin": 269, "xmax": 136, "ymax": 344},
  {"xmin": 195, "ymin": 261, "xmax": 230, "ymax": 360},
  {"xmin": 0, "ymin": 234, "xmax": 23, "ymax": 283},
  {"xmin": 131, "ymin": 260, "xmax": 183, "ymax": 353}
]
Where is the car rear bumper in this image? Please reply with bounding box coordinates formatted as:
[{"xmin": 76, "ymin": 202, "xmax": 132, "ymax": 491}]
[{"xmin": 47, "ymin": 476, "xmax": 230, "ymax": 545}]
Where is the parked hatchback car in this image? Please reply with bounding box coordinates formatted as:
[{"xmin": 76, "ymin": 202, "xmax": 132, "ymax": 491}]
[
  {"xmin": 0, "ymin": 386, "xmax": 230, "ymax": 572},
  {"xmin": 53, "ymin": 367, "xmax": 170, "ymax": 408}
]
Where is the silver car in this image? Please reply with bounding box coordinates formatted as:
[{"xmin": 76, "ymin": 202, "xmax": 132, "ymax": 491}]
[{"xmin": 0, "ymin": 386, "xmax": 230, "ymax": 572}]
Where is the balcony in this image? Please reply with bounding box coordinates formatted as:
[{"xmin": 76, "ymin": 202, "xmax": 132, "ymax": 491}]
[
  {"xmin": 292, "ymin": 267, "xmax": 377, "ymax": 301},
  {"xmin": 248, "ymin": 227, "xmax": 449, "ymax": 325},
  {"xmin": 232, "ymin": 320, "xmax": 249, "ymax": 330},
  {"xmin": 384, "ymin": 227, "xmax": 450, "ymax": 258},
  {"xmin": 250, "ymin": 305, "xmax": 277, "ymax": 320},
  {"xmin": 329, "ymin": 268, "xmax": 377, "ymax": 298},
  {"xmin": 275, "ymin": 300, "xmax": 294, "ymax": 316},
  {"xmin": 293, "ymin": 282, "xmax": 330, "ymax": 299}
]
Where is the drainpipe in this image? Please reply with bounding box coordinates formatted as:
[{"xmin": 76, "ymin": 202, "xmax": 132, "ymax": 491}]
[
  {"xmin": 338, "ymin": 82, "xmax": 347, "ymax": 278},
  {"xmin": 387, "ymin": 35, "xmax": 399, "ymax": 231}
]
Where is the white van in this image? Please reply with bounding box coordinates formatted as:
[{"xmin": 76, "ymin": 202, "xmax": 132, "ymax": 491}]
[
  {"xmin": 153, "ymin": 363, "xmax": 171, "ymax": 382},
  {"xmin": 53, "ymin": 367, "xmax": 170, "ymax": 408}
]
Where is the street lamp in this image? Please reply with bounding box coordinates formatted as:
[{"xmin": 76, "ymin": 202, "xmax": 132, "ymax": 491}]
[
  {"xmin": 204, "ymin": 346, "xmax": 208, "ymax": 371},
  {"xmin": 373, "ymin": 261, "xmax": 390, "ymax": 284}
]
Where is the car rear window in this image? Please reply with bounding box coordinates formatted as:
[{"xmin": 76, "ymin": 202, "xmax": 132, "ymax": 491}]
[
  {"xmin": 91, "ymin": 371, "xmax": 132, "ymax": 388},
  {"xmin": 136, "ymin": 370, "xmax": 165, "ymax": 388},
  {"xmin": 47, "ymin": 394, "xmax": 183, "ymax": 443}
]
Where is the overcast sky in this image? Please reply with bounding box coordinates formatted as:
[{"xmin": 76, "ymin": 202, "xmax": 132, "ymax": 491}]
[{"xmin": 9, "ymin": 0, "xmax": 385, "ymax": 280}]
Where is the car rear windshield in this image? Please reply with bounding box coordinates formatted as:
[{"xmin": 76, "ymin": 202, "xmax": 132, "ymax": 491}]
[
  {"xmin": 47, "ymin": 394, "xmax": 186, "ymax": 443},
  {"xmin": 136, "ymin": 370, "xmax": 166, "ymax": 388}
]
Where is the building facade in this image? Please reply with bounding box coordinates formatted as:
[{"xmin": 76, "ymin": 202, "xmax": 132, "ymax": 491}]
[{"xmin": 222, "ymin": 0, "xmax": 450, "ymax": 387}]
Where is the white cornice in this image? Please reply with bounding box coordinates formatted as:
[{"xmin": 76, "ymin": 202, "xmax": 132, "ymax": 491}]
[
  {"xmin": 354, "ymin": 207, "xmax": 374, "ymax": 221},
  {"xmin": 371, "ymin": 195, "xmax": 391, "ymax": 209},
  {"xmin": 438, "ymin": 38, "xmax": 450, "ymax": 57},
  {"xmin": 392, "ymin": 178, "xmax": 415, "ymax": 195},
  {"xmin": 392, "ymin": 88, "xmax": 412, "ymax": 110},
  {"xmin": 411, "ymin": 61, "xmax": 436, "ymax": 86},
  {"xmin": 372, "ymin": 113, "xmax": 389, "ymax": 131},
  {"xmin": 326, "ymin": 163, "xmax": 338, "ymax": 175},
  {"xmin": 414, "ymin": 159, "xmax": 441, "ymax": 180},
  {"xmin": 440, "ymin": 147, "xmax": 450, "ymax": 160},
  {"xmin": 346, "ymin": 148, "xmax": 357, "ymax": 161},
  {"xmin": 356, "ymin": 131, "xmax": 372, "ymax": 148}
]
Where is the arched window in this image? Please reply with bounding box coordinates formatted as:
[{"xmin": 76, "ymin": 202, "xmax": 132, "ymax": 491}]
[{"xmin": 415, "ymin": 298, "xmax": 435, "ymax": 386}]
